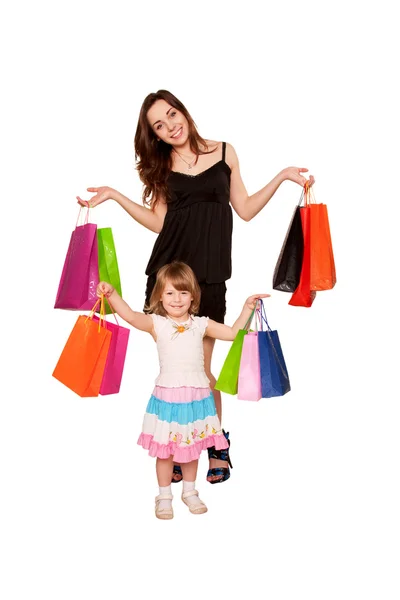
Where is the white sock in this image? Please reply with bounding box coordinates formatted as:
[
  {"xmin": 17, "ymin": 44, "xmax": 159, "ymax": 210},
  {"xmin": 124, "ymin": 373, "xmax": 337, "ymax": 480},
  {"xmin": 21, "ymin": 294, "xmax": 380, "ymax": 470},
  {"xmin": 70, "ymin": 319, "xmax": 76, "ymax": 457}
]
[
  {"xmin": 182, "ymin": 480, "xmax": 202, "ymax": 506},
  {"xmin": 158, "ymin": 485, "xmax": 172, "ymax": 510}
]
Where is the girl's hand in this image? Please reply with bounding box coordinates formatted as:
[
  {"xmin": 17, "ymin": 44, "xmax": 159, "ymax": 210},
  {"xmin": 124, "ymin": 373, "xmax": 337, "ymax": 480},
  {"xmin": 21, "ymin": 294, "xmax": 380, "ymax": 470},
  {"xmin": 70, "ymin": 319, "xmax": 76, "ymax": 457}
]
[
  {"xmin": 97, "ymin": 281, "xmax": 114, "ymax": 298},
  {"xmin": 280, "ymin": 167, "xmax": 315, "ymax": 188},
  {"xmin": 245, "ymin": 294, "xmax": 270, "ymax": 310},
  {"xmin": 77, "ymin": 186, "xmax": 116, "ymax": 208}
]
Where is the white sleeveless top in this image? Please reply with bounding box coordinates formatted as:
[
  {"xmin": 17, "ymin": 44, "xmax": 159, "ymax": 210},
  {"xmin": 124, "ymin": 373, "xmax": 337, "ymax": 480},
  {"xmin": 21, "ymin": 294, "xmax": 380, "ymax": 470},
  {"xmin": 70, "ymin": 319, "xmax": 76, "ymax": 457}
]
[{"xmin": 151, "ymin": 314, "xmax": 210, "ymax": 388}]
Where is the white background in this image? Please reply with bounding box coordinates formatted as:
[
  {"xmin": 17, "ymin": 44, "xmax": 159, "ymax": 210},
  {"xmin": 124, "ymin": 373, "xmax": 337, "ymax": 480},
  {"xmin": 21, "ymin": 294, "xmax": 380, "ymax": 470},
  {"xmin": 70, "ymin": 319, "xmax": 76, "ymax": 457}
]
[{"xmin": 1, "ymin": 1, "xmax": 399, "ymax": 599}]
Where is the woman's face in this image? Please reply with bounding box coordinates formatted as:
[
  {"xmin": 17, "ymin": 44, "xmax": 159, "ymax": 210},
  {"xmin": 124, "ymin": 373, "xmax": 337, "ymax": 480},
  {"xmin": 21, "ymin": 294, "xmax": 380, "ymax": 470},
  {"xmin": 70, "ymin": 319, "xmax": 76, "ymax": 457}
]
[{"xmin": 147, "ymin": 99, "xmax": 189, "ymax": 147}]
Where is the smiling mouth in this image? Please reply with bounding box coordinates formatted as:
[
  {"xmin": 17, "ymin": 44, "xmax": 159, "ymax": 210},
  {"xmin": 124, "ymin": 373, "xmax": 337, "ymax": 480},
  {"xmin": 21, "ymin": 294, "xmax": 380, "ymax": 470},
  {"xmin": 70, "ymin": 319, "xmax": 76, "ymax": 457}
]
[{"xmin": 171, "ymin": 127, "xmax": 182, "ymax": 139}]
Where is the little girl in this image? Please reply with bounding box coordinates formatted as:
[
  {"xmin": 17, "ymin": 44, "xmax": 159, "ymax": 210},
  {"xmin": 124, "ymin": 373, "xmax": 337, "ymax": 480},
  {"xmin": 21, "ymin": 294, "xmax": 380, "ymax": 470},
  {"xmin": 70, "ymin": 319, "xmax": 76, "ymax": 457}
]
[{"xmin": 96, "ymin": 261, "xmax": 269, "ymax": 520}]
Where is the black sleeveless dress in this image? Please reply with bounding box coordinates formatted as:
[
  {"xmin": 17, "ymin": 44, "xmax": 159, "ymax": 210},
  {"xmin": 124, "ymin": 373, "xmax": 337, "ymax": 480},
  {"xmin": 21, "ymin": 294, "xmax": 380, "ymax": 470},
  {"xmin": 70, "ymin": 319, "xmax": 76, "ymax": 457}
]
[{"xmin": 145, "ymin": 142, "xmax": 232, "ymax": 322}]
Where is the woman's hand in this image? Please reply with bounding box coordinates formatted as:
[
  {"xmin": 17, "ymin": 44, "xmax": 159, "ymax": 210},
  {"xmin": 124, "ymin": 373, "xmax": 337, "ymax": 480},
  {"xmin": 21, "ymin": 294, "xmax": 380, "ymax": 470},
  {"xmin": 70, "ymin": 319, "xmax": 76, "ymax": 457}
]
[
  {"xmin": 77, "ymin": 186, "xmax": 116, "ymax": 208},
  {"xmin": 280, "ymin": 167, "xmax": 315, "ymax": 188},
  {"xmin": 96, "ymin": 281, "xmax": 114, "ymax": 298},
  {"xmin": 245, "ymin": 293, "xmax": 271, "ymax": 310}
]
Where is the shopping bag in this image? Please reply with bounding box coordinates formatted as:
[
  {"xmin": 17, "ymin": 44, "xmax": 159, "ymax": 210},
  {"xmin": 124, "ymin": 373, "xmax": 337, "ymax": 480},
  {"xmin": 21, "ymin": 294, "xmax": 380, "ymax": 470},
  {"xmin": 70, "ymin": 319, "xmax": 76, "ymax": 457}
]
[
  {"xmin": 54, "ymin": 207, "xmax": 99, "ymax": 310},
  {"xmin": 273, "ymin": 192, "xmax": 304, "ymax": 292},
  {"xmin": 97, "ymin": 228, "xmax": 122, "ymax": 314},
  {"xmin": 52, "ymin": 298, "xmax": 112, "ymax": 397},
  {"xmin": 215, "ymin": 329, "xmax": 247, "ymax": 395},
  {"xmin": 238, "ymin": 309, "xmax": 261, "ymax": 401},
  {"xmin": 215, "ymin": 307, "xmax": 256, "ymax": 395},
  {"xmin": 92, "ymin": 298, "xmax": 130, "ymax": 395},
  {"xmin": 257, "ymin": 300, "xmax": 290, "ymax": 398},
  {"xmin": 309, "ymin": 190, "xmax": 336, "ymax": 290},
  {"xmin": 289, "ymin": 185, "xmax": 316, "ymax": 307}
]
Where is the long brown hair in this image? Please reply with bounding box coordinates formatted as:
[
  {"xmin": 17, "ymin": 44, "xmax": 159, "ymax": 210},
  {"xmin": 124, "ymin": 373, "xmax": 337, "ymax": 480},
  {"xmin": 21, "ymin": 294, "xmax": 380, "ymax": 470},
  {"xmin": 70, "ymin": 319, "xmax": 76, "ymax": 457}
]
[
  {"xmin": 146, "ymin": 262, "xmax": 201, "ymax": 316},
  {"xmin": 134, "ymin": 90, "xmax": 212, "ymax": 208}
]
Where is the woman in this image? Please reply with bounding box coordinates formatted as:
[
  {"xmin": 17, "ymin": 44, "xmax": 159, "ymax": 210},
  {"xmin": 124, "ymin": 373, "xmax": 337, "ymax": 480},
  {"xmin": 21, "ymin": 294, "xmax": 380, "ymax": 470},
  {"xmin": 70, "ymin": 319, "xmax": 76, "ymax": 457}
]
[{"xmin": 77, "ymin": 89, "xmax": 314, "ymax": 484}]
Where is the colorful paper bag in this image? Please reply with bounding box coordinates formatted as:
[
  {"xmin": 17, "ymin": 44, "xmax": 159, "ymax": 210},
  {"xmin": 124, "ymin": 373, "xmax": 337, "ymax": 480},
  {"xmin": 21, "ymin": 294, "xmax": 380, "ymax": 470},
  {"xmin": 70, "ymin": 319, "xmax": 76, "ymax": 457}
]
[
  {"xmin": 54, "ymin": 207, "xmax": 99, "ymax": 310},
  {"xmin": 215, "ymin": 329, "xmax": 248, "ymax": 395},
  {"xmin": 309, "ymin": 191, "xmax": 336, "ymax": 290},
  {"xmin": 237, "ymin": 309, "xmax": 262, "ymax": 401},
  {"xmin": 257, "ymin": 300, "xmax": 290, "ymax": 398},
  {"xmin": 52, "ymin": 299, "xmax": 112, "ymax": 397},
  {"xmin": 97, "ymin": 228, "xmax": 122, "ymax": 314},
  {"xmin": 93, "ymin": 299, "xmax": 130, "ymax": 395},
  {"xmin": 273, "ymin": 192, "xmax": 304, "ymax": 292},
  {"xmin": 289, "ymin": 185, "xmax": 316, "ymax": 307}
]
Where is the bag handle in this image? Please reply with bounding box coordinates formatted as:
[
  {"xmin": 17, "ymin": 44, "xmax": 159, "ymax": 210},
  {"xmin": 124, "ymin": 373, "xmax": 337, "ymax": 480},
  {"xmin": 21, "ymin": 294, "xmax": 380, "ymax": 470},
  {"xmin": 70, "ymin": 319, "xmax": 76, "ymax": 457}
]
[
  {"xmin": 302, "ymin": 180, "xmax": 315, "ymax": 207},
  {"xmin": 102, "ymin": 294, "xmax": 119, "ymax": 326},
  {"xmin": 75, "ymin": 205, "xmax": 97, "ymax": 228},
  {"xmin": 243, "ymin": 304, "xmax": 258, "ymax": 332},
  {"xmin": 76, "ymin": 205, "xmax": 90, "ymax": 227},
  {"xmin": 297, "ymin": 189, "xmax": 305, "ymax": 207},
  {"xmin": 86, "ymin": 296, "xmax": 108, "ymax": 332},
  {"xmin": 257, "ymin": 299, "xmax": 272, "ymax": 332}
]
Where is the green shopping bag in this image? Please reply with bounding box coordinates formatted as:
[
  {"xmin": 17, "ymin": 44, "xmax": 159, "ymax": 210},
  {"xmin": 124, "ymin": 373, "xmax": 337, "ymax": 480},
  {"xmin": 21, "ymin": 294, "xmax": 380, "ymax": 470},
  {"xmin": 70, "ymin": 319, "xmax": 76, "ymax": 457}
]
[
  {"xmin": 97, "ymin": 228, "xmax": 122, "ymax": 314},
  {"xmin": 215, "ymin": 329, "xmax": 247, "ymax": 395},
  {"xmin": 214, "ymin": 307, "xmax": 256, "ymax": 395}
]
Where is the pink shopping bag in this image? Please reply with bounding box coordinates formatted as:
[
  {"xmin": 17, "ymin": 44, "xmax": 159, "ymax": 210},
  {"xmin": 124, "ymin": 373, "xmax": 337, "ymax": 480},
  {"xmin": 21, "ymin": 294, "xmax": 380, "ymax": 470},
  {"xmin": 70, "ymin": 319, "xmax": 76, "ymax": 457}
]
[
  {"xmin": 54, "ymin": 207, "xmax": 99, "ymax": 310},
  {"xmin": 237, "ymin": 331, "xmax": 262, "ymax": 401},
  {"xmin": 92, "ymin": 314, "xmax": 130, "ymax": 395}
]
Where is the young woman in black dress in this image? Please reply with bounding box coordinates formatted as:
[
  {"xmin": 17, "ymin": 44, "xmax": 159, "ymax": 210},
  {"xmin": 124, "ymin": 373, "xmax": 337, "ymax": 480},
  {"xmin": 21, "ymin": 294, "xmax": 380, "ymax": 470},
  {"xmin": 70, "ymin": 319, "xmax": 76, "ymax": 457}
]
[{"xmin": 77, "ymin": 89, "xmax": 314, "ymax": 484}]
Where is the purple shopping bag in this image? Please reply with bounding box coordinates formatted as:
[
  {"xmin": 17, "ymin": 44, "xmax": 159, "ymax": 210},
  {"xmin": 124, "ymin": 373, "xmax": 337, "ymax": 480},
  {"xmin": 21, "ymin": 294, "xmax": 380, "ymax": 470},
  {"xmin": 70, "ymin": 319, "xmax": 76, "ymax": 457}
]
[
  {"xmin": 93, "ymin": 314, "xmax": 130, "ymax": 395},
  {"xmin": 54, "ymin": 207, "xmax": 99, "ymax": 310},
  {"xmin": 237, "ymin": 331, "xmax": 262, "ymax": 401}
]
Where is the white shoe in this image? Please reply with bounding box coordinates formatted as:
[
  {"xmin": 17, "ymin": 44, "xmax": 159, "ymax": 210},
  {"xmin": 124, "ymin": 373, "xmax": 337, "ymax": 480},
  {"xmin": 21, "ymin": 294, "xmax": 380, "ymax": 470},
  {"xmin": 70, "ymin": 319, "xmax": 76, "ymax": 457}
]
[
  {"xmin": 155, "ymin": 493, "xmax": 174, "ymax": 520},
  {"xmin": 181, "ymin": 490, "xmax": 208, "ymax": 514}
]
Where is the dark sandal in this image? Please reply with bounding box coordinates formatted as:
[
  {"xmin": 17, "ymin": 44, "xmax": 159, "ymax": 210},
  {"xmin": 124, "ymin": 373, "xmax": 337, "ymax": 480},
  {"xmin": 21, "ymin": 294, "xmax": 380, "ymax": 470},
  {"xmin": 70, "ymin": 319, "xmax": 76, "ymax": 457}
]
[
  {"xmin": 207, "ymin": 430, "xmax": 232, "ymax": 484},
  {"xmin": 171, "ymin": 464, "xmax": 183, "ymax": 483}
]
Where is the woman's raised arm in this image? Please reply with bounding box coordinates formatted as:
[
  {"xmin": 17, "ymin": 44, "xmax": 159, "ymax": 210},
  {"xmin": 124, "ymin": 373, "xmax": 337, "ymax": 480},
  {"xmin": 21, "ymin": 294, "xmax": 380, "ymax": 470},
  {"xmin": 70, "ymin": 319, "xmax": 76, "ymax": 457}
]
[{"xmin": 226, "ymin": 143, "xmax": 314, "ymax": 222}]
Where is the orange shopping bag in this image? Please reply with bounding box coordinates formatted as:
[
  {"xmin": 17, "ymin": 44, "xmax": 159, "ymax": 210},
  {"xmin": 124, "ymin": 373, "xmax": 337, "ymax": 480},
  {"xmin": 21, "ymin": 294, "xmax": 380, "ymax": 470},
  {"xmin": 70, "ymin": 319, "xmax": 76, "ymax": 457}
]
[
  {"xmin": 52, "ymin": 298, "xmax": 112, "ymax": 397},
  {"xmin": 289, "ymin": 185, "xmax": 316, "ymax": 308},
  {"xmin": 309, "ymin": 187, "xmax": 336, "ymax": 291}
]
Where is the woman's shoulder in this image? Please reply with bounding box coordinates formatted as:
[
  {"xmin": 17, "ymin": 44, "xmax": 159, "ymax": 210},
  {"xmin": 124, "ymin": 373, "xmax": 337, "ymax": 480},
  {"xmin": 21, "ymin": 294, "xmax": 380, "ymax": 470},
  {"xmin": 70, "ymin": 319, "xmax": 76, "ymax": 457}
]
[{"xmin": 203, "ymin": 139, "xmax": 231, "ymax": 151}]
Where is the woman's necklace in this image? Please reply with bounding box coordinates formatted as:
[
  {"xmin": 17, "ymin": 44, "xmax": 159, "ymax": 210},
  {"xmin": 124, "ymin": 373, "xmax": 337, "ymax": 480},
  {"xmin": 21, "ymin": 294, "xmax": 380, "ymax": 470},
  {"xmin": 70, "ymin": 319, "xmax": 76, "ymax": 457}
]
[{"xmin": 173, "ymin": 149, "xmax": 197, "ymax": 170}]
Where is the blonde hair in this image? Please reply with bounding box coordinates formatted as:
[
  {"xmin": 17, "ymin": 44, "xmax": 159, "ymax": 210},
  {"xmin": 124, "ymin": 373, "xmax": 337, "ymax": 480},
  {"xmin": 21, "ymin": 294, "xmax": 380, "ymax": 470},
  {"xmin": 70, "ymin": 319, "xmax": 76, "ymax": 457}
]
[{"xmin": 146, "ymin": 262, "xmax": 201, "ymax": 316}]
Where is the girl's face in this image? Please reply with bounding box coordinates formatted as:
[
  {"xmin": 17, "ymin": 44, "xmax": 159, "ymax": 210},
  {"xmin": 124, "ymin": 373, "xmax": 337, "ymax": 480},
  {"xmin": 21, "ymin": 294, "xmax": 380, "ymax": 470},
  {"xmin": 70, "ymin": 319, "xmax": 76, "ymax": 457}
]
[
  {"xmin": 147, "ymin": 99, "xmax": 189, "ymax": 147},
  {"xmin": 161, "ymin": 280, "xmax": 193, "ymax": 321}
]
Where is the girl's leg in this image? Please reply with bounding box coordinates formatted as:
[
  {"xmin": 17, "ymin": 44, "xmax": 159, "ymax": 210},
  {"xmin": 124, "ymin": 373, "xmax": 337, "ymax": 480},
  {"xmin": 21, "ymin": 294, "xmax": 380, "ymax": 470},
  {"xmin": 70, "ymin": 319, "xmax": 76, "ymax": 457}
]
[
  {"xmin": 156, "ymin": 456, "xmax": 174, "ymax": 486},
  {"xmin": 203, "ymin": 337, "xmax": 230, "ymax": 481},
  {"xmin": 180, "ymin": 459, "xmax": 207, "ymax": 513},
  {"xmin": 155, "ymin": 456, "xmax": 174, "ymax": 518},
  {"xmin": 180, "ymin": 459, "xmax": 198, "ymax": 482}
]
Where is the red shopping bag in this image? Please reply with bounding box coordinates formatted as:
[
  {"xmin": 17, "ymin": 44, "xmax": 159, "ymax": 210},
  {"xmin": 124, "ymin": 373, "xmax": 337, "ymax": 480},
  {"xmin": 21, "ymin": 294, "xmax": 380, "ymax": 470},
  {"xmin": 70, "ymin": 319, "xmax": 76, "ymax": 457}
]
[
  {"xmin": 52, "ymin": 298, "xmax": 112, "ymax": 397},
  {"xmin": 54, "ymin": 207, "xmax": 99, "ymax": 310},
  {"xmin": 309, "ymin": 188, "xmax": 336, "ymax": 290},
  {"xmin": 289, "ymin": 184, "xmax": 317, "ymax": 307}
]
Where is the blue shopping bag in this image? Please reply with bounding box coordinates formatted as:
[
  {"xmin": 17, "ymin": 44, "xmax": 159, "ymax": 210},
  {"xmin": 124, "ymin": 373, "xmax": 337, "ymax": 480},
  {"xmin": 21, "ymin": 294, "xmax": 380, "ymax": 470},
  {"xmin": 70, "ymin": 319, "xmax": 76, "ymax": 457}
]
[{"xmin": 257, "ymin": 300, "xmax": 291, "ymax": 398}]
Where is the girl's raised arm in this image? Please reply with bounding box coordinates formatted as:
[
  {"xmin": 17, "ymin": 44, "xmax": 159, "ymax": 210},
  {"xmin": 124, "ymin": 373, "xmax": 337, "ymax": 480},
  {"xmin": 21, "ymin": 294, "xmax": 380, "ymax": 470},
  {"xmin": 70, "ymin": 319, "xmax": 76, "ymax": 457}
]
[
  {"xmin": 77, "ymin": 187, "xmax": 167, "ymax": 234},
  {"xmin": 97, "ymin": 282, "xmax": 154, "ymax": 333}
]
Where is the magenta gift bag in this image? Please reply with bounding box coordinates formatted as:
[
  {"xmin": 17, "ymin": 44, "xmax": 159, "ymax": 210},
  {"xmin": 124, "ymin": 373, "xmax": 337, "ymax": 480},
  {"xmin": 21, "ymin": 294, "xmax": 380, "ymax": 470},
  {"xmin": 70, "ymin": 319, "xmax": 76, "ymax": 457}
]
[
  {"xmin": 93, "ymin": 313, "xmax": 130, "ymax": 395},
  {"xmin": 54, "ymin": 207, "xmax": 99, "ymax": 310},
  {"xmin": 237, "ymin": 329, "xmax": 262, "ymax": 402}
]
